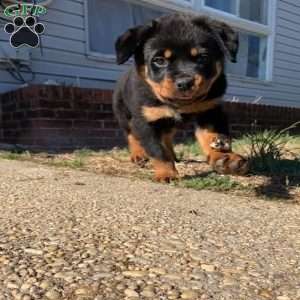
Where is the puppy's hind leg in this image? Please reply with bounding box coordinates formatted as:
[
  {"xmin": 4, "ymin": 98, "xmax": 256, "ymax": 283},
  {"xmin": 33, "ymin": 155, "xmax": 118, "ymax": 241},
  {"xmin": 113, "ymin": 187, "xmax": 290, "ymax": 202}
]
[
  {"xmin": 161, "ymin": 128, "xmax": 178, "ymax": 162},
  {"xmin": 127, "ymin": 133, "xmax": 149, "ymax": 166}
]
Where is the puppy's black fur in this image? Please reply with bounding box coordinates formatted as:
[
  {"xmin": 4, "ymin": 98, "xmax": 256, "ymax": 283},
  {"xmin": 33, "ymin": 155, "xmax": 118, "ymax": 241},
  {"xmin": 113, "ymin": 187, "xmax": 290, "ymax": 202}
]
[{"xmin": 113, "ymin": 13, "xmax": 248, "ymax": 181}]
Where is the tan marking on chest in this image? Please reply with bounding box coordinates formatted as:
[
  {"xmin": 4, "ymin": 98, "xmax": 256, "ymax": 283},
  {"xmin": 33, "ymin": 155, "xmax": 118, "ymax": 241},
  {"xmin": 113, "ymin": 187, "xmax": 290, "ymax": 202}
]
[
  {"xmin": 142, "ymin": 106, "xmax": 180, "ymax": 122},
  {"xmin": 178, "ymin": 98, "xmax": 221, "ymax": 114}
]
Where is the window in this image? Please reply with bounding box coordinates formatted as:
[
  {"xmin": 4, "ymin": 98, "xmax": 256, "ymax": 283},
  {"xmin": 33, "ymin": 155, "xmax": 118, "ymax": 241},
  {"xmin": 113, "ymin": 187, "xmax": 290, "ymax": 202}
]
[
  {"xmin": 86, "ymin": 0, "xmax": 275, "ymax": 81},
  {"xmin": 205, "ymin": 0, "xmax": 236, "ymax": 15},
  {"xmin": 203, "ymin": 0, "xmax": 272, "ymax": 80},
  {"xmin": 205, "ymin": 0, "xmax": 268, "ymax": 24},
  {"xmin": 227, "ymin": 32, "xmax": 267, "ymax": 80},
  {"xmin": 87, "ymin": 0, "xmax": 165, "ymax": 57}
]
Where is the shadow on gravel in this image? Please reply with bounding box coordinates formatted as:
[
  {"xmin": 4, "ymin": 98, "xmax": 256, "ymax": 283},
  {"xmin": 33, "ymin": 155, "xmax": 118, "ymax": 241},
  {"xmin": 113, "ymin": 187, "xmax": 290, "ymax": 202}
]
[{"xmin": 250, "ymin": 157, "xmax": 300, "ymax": 200}]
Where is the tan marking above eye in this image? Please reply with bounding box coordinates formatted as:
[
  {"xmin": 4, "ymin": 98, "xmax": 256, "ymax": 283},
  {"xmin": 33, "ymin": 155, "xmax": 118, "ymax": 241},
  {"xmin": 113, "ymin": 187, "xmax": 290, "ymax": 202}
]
[
  {"xmin": 164, "ymin": 49, "xmax": 172, "ymax": 59},
  {"xmin": 191, "ymin": 48, "xmax": 199, "ymax": 57},
  {"xmin": 191, "ymin": 48, "xmax": 209, "ymax": 57}
]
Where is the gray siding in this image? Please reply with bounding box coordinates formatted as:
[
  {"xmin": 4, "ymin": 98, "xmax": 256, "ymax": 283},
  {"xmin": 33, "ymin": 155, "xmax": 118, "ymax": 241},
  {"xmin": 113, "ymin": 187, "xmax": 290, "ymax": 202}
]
[
  {"xmin": 226, "ymin": 0, "xmax": 300, "ymax": 107},
  {"xmin": 0, "ymin": 0, "xmax": 300, "ymax": 108}
]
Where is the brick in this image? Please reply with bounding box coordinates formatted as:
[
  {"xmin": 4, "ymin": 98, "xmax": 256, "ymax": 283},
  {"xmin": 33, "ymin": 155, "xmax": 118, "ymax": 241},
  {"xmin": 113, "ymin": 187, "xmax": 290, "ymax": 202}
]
[
  {"xmin": 73, "ymin": 100, "xmax": 92, "ymax": 110},
  {"xmin": 3, "ymin": 130, "xmax": 19, "ymax": 138},
  {"xmin": 1, "ymin": 84, "xmax": 300, "ymax": 151},
  {"xmin": 102, "ymin": 104, "xmax": 113, "ymax": 112},
  {"xmin": 2, "ymin": 120, "xmax": 20, "ymax": 129},
  {"xmin": 61, "ymin": 86, "xmax": 74, "ymax": 101},
  {"xmin": 22, "ymin": 85, "xmax": 39, "ymax": 99},
  {"xmin": 103, "ymin": 121, "xmax": 119, "ymax": 129},
  {"xmin": 55, "ymin": 110, "xmax": 87, "ymax": 119},
  {"xmin": 17, "ymin": 99, "xmax": 31, "ymax": 110},
  {"xmin": 3, "ymin": 103, "xmax": 17, "ymax": 112},
  {"xmin": 39, "ymin": 99, "xmax": 72, "ymax": 109},
  {"xmin": 91, "ymin": 112, "xmax": 114, "ymax": 120},
  {"xmin": 38, "ymin": 109, "xmax": 56, "ymax": 118},
  {"xmin": 12, "ymin": 112, "xmax": 25, "ymax": 120},
  {"xmin": 73, "ymin": 120, "xmax": 102, "ymax": 129},
  {"xmin": 89, "ymin": 129, "xmax": 116, "ymax": 138},
  {"xmin": 21, "ymin": 119, "xmax": 73, "ymax": 129},
  {"xmin": 2, "ymin": 113, "xmax": 12, "ymax": 121}
]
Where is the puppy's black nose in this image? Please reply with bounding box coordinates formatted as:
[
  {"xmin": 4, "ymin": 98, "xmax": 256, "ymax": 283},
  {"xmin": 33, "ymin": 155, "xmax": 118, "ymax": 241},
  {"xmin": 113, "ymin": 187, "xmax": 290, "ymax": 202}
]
[{"xmin": 175, "ymin": 77, "xmax": 194, "ymax": 92}]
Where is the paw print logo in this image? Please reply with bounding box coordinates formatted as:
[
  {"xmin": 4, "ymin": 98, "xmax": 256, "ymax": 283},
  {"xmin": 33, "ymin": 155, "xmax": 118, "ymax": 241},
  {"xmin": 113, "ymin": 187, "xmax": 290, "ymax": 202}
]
[{"xmin": 4, "ymin": 16, "xmax": 45, "ymax": 48}]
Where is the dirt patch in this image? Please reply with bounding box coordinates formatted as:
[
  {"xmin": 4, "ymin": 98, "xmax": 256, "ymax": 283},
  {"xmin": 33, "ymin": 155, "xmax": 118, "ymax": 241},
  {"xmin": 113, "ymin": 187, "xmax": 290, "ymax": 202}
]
[{"xmin": 1, "ymin": 144, "xmax": 299, "ymax": 202}]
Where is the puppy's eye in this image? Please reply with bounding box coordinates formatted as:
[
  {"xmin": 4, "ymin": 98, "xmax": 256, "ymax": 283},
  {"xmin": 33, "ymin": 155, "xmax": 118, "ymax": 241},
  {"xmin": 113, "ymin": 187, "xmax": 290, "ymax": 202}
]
[
  {"xmin": 197, "ymin": 54, "xmax": 209, "ymax": 64},
  {"xmin": 152, "ymin": 57, "xmax": 168, "ymax": 68}
]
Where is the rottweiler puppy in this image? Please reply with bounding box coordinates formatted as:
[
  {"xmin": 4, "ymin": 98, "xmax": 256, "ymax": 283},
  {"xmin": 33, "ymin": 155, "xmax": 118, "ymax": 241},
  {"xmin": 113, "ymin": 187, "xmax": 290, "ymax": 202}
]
[{"xmin": 113, "ymin": 13, "xmax": 249, "ymax": 182}]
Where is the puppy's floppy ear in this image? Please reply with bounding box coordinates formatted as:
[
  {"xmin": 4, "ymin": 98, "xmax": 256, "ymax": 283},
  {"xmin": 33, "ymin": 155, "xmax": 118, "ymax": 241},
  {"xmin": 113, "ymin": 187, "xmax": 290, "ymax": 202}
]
[
  {"xmin": 193, "ymin": 17, "xmax": 239, "ymax": 63},
  {"xmin": 115, "ymin": 21, "xmax": 157, "ymax": 65},
  {"xmin": 211, "ymin": 20, "xmax": 239, "ymax": 63}
]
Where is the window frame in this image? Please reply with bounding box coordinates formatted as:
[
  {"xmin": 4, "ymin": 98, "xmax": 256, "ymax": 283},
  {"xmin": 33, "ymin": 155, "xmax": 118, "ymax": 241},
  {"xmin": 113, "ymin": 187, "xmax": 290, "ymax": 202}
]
[{"xmin": 84, "ymin": 0, "xmax": 277, "ymax": 82}]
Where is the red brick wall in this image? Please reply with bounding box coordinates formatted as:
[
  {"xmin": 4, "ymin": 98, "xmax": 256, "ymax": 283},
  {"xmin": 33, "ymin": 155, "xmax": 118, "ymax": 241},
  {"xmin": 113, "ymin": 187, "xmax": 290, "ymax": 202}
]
[{"xmin": 0, "ymin": 85, "xmax": 299, "ymax": 151}]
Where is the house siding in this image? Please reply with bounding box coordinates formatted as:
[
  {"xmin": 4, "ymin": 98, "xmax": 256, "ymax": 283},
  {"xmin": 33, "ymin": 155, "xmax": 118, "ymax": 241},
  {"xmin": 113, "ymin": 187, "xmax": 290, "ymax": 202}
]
[{"xmin": 0, "ymin": 0, "xmax": 300, "ymax": 107}]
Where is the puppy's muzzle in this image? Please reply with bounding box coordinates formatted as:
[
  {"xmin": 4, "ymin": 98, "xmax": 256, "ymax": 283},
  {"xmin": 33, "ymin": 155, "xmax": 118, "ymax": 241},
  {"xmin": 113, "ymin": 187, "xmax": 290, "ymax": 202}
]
[{"xmin": 175, "ymin": 76, "xmax": 194, "ymax": 92}]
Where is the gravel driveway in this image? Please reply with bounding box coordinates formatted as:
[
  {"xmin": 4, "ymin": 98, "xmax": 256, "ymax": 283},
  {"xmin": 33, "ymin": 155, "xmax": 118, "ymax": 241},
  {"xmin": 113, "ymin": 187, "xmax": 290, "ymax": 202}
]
[{"xmin": 0, "ymin": 159, "xmax": 299, "ymax": 300}]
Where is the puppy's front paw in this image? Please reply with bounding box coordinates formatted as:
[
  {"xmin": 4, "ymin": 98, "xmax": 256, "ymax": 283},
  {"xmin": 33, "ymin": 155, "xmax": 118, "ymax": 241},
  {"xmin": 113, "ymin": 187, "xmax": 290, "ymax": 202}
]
[
  {"xmin": 153, "ymin": 160, "xmax": 179, "ymax": 183},
  {"xmin": 210, "ymin": 152, "xmax": 249, "ymax": 175}
]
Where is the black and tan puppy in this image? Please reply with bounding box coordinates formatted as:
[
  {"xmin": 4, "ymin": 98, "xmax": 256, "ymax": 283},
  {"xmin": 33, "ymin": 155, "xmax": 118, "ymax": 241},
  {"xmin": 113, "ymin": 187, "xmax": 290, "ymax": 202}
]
[{"xmin": 113, "ymin": 13, "xmax": 248, "ymax": 182}]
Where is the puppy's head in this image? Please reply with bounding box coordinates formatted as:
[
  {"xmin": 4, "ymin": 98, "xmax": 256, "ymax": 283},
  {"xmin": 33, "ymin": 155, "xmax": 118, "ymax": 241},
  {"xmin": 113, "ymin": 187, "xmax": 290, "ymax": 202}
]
[{"xmin": 115, "ymin": 13, "xmax": 238, "ymax": 103}]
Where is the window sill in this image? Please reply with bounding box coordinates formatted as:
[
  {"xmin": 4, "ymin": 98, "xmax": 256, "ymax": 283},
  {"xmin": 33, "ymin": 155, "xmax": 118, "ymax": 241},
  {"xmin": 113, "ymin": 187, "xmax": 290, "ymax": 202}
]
[
  {"xmin": 87, "ymin": 51, "xmax": 134, "ymax": 67},
  {"xmin": 228, "ymin": 74, "xmax": 273, "ymax": 86},
  {"xmin": 87, "ymin": 52, "xmax": 115, "ymax": 63}
]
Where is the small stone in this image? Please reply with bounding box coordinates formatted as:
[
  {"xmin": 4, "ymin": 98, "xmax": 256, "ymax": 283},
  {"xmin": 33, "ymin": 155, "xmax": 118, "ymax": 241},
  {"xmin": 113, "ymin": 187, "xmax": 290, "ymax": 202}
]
[
  {"xmin": 201, "ymin": 264, "xmax": 215, "ymax": 272},
  {"xmin": 181, "ymin": 290, "xmax": 198, "ymax": 299},
  {"xmin": 191, "ymin": 272, "xmax": 204, "ymax": 280},
  {"xmin": 168, "ymin": 290, "xmax": 180, "ymax": 299},
  {"xmin": 20, "ymin": 283, "xmax": 31, "ymax": 292},
  {"xmin": 258, "ymin": 289, "xmax": 273, "ymax": 299},
  {"xmin": 149, "ymin": 268, "xmax": 166, "ymax": 275},
  {"xmin": 7, "ymin": 282, "xmax": 19, "ymax": 289},
  {"xmin": 223, "ymin": 277, "xmax": 235, "ymax": 286},
  {"xmin": 190, "ymin": 253, "xmax": 202, "ymax": 261},
  {"xmin": 92, "ymin": 272, "xmax": 112, "ymax": 280},
  {"xmin": 40, "ymin": 280, "xmax": 51, "ymax": 290},
  {"xmin": 277, "ymin": 297, "xmax": 290, "ymax": 300},
  {"xmin": 164, "ymin": 274, "xmax": 182, "ymax": 280},
  {"xmin": 45, "ymin": 289, "xmax": 61, "ymax": 300},
  {"xmin": 14, "ymin": 293, "xmax": 23, "ymax": 300},
  {"xmin": 123, "ymin": 270, "xmax": 147, "ymax": 278},
  {"xmin": 141, "ymin": 290, "xmax": 155, "ymax": 298},
  {"xmin": 116, "ymin": 284, "xmax": 125, "ymax": 291},
  {"xmin": 24, "ymin": 249, "xmax": 43, "ymax": 256},
  {"xmin": 75, "ymin": 288, "xmax": 89, "ymax": 295},
  {"xmin": 124, "ymin": 289, "xmax": 139, "ymax": 298}
]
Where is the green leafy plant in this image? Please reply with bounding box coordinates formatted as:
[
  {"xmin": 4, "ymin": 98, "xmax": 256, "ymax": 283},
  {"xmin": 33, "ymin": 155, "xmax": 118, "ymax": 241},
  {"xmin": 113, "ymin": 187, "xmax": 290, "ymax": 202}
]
[{"xmin": 238, "ymin": 121, "xmax": 300, "ymax": 175}]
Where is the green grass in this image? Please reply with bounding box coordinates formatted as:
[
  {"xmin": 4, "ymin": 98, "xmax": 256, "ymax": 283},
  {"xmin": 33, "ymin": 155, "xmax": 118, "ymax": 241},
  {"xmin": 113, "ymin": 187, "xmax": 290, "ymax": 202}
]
[
  {"xmin": 0, "ymin": 148, "xmax": 94, "ymax": 169},
  {"xmin": 0, "ymin": 150, "xmax": 31, "ymax": 161},
  {"xmin": 177, "ymin": 174, "xmax": 241, "ymax": 192},
  {"xmin": 51, "ymin": 148, "xmax": 94, "ymax": 169},
  {"xmin": 176, "ymin": 139, "xmax": 203, "ymax": 160}
]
